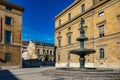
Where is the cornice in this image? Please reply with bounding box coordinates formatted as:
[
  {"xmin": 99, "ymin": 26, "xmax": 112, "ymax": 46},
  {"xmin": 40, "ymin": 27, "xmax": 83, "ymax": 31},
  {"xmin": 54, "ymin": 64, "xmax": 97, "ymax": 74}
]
[
  {"xmin": 55, "ymin": 0, "xmax": 110, "ymax": 31},
  {"xmin": 0, "ymin": 0, "xmax": 24, "ymax": 12},
  {"xmin": 54, "ymin": 0, "xmax": 82, "ymax": 20}
]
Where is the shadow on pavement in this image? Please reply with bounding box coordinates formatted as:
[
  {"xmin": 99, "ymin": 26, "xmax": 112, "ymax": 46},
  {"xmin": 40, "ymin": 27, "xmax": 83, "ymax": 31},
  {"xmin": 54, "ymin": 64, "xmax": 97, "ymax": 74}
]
[{"xmin": 0, "ymin": 70, "xmax": 19, "ymax": 80}]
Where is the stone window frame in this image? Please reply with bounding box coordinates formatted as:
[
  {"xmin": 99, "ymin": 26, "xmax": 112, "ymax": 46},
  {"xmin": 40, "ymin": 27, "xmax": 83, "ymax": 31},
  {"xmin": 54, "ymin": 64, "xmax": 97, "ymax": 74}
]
[
  {"xmin": 117, "ymin": 14, "xmax": 120, "ymax": 20},
  {"xmin": 98, "ymin": 11, "xmax": 104, "ymax": 17},
  {"xmin": 68, "ymin": 13, "xmax": 71, "ymax": 21},
  {"xmin": 37, "ymin": 49, "xmax": 40, "ymax": 55},
  {"xmin": 5, "ymin": 16, "xmax": 13, "ymax": 26},
  {"xmin": 67, "ymin": 53, "xmax": 71, "ymax": 61},
  {"xmin": 0, "ymin": 17, "xmax": 2, "ymax": 43},
  {"xmin": 58, "ymin": 20, "xmax": 61, "ymax": 27},
  {"xmin": 117, "ymin": 14, "xmax": 120, "ymax": 30},
  {"xmin": 81, "ymin": 4, "xmax": 85, "ymax": 13},
  {"xmin": 57, "ymin": 36, "xmax": 62, "ymax": 48},
  {"xmin": 97, "ymin": 20, "xmax": 106, "ymax": 37},
  {"xmin": 6, "ymin": 6, "xmax": 12, "ymax": 11},
  {"xmin": 117, "ymin": 42, "xmax": 120, "ymax": 59},
  {"xmin": 5, "ymin": 53, "xmax": 11, "ymax": 63},
  {"xmin": 96, "ymin": 44, "xmax": 107, "ymax": 60},
  {"xmin": 4, "ymin": 30, "xmax": 12, "ymax": 44},
  {"xmin": 99, "ymin": 48, "xmax": 104, "ymax": 58},
  {"xmin": 66, "ymin": 32, "xmax": 73, "ymax": 45},
  {"xmin": 50, "ymin": 50, "xmax": 52, "ymax": 55},
  {"xmin": 58, "ymin": 54, "xmax": 60, "ymax": 61}
]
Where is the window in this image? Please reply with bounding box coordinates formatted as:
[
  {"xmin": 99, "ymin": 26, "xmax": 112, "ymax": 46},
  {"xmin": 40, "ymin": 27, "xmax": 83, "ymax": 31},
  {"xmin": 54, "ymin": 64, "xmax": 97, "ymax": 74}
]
[
  {"xmin": 5, "ymin": 53, "xmax": 11, "ymax": 62},
  {"xmin": 5, "ymin": 16, "xmax": 13, "ymax": 26},
  {"xmin": 0, "ymin": 17, "xmax": 2, "ymax": 43},
  {"xmin": 100, "ymin": 48, "xmax": 104, "ymax": 58},
  {"xmin": 50, "ymin": 50, "xmax": 52, "ymax": 55},
  {"xmin": 58, "ymin": 54, "xmax": 60, "ymax": 61},
  {"xmin": 98, "ymin": 24, "xmax": 104, "ymax": 37},
  {"xmin": 68, "ymin": 53, "xmax": 71, "ymax": 60},
  {"xmin": 68, "ymin": 27, "xmax": 71, "ymax": 31},
  {"xmin": 43, "ymin": 50, "xmax": 45, "ymax": 55},
  {"xmin": 6, "ymin": 6, "xmax": 12, "ymax": 11},
  {"xmin": 58, "ymin": 39, "xmax": 61, "ymax": 47},
  {"xmin": 81, "ymin": 4, "xmax": 85, "ymax": 12},
  {"xmin": 47, "ymin": 50, "xmax": 49, "ymax": 55},
  {"xmin": 99, "ymin": 0, "xmax": 103, "ymax": 2},
  {"xmin": 58, "ymin": 32, "xmax": 61, "ymax": 35},
  {"xmin": 98, "ymin": 11, "xmax": 104, "ymax": 17},
  {"xmin": 68, "ymin": 13, "xmax": 71, "ymax": 20},
  {"xmin": 5, "ymin": 31, "xmax": 12, "ymax": 44},
  {"xmin": 68, "ymin": 36, "xmax": 71, "ymax": 45},
  {"xmin": 59, "ymin": 20, "xmax": 61, "ymax": 26},
  {"xmin": 37, "ymin": 49, "xmax": 40, "ymax": 54}
]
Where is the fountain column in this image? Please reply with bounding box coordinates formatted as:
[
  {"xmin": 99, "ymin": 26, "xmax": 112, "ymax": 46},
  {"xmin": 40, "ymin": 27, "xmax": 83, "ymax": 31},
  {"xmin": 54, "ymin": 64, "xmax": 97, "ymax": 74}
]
[{"xmin": 69, "ymin": 18, "xmax": 95, "ymax": 69}]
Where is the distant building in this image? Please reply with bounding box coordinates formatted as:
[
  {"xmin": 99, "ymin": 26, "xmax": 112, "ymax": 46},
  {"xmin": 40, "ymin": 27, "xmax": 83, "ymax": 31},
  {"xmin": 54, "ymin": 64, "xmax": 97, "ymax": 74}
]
[
  {"xmin": 0, "ymin": 0, "xmax": 24, "ymax": 68},
  {"xmin": 55, "ymin": 0, "xmax": 120, "ymax": 69},
  {"xmin": 35, "ymin": 41, "xmax": 55, "ymax": 62},
  {"xmin": 22, "ymin": 40, "xmax": 55, "ymax": 62},
  {"xmin": 22, "ymin": 41, "xmax": 29, "ymax": 60}
]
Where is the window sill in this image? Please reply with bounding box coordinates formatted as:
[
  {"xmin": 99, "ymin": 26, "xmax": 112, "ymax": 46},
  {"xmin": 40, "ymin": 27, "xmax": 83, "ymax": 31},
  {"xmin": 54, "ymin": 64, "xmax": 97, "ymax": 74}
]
[
  {"xmin": 96, "ymin": 58, "xmax": 107, "ymax": 60},
  {"xmin": 5, "ymin": 24, "xmax": 13, "ymax": 27}
]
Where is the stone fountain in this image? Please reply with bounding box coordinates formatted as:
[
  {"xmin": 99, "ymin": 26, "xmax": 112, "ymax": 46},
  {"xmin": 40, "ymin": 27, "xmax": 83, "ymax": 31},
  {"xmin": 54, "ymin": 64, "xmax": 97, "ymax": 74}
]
[{"xmin": 69, "ymin": 18, "xmax": 96, "ymax": 69}]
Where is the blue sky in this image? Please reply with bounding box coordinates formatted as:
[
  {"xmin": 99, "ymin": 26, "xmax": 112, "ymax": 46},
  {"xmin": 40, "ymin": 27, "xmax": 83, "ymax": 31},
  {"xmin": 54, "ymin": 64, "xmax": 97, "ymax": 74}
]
[{"xmin": 7, "ymin": 0, "xmax": 74, "ymax": 43}]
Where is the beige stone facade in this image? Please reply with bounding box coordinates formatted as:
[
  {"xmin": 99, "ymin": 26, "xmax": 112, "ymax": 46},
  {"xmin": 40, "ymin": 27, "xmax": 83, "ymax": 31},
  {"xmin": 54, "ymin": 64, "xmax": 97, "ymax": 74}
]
[
  {"xmin": 0, "ymin": 0, "xmax": 24, "ymax": 68},
  {"xmin": 35, "ymin": 41, "xmax": 55, "ymax": 61},
  {"xmin": 22, "ymin": 40, "xmax": 55, "ymax": 62},
  {"xmin": 55, "ymin": 0, "xmax": 120, "ymax": 69}
]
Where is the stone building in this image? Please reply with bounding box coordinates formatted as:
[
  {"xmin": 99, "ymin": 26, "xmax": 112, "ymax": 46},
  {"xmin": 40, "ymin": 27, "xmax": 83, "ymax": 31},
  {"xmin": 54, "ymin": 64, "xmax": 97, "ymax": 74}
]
[
  {"xmin": 55, "ymin": 0, "xmax": 120, "ymax": 69},
  {"xmin": 0, "ymin": 0, "xmax": 24, "ymax": 68},
  {"xmin": 35, "ymin": 41, "xmax": 55, "ymax": 61},
  {"xmin": 22, "ymin": 40, "xmax": 55, "ymax": 62}
]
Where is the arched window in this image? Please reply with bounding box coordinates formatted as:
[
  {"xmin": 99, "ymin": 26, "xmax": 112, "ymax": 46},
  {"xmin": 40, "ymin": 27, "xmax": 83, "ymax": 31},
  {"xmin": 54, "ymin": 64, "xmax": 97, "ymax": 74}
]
[
  {"xmin": 37, "ymin": 49, "xmax": 40, "ymax": 55},
  {"xmin": 100, "ymin": 48, "xmax": 104, "ymax": 58},
  {"xmin": 50, "ymin": 50, "xmax": 52, "ymax": 55}
]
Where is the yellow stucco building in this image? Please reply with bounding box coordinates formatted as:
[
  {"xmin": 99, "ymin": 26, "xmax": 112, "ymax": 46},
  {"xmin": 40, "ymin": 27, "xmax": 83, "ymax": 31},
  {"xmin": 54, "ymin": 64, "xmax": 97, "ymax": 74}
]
[
  {"xmin": 55, "ymin": 0, "xmax": 120, "ymax": 69},
  {"xmin": 0, "ymin": 0, "xmax": 24, "ymax": 69}
]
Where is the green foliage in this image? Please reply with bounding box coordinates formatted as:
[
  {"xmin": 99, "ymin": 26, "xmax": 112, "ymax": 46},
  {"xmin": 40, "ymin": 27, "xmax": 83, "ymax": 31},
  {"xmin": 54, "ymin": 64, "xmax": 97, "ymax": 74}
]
[{"xmin": 44, "ymin": 54, "xmax": 49, "ymax": 61}]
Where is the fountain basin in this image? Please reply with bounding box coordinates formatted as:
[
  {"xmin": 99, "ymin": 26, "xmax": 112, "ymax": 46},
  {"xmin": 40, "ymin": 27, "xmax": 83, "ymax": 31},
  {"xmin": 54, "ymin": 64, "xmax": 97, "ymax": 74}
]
[{"xmin": 69, "ymin": 48, "xmax": 96, "ymax": 55}]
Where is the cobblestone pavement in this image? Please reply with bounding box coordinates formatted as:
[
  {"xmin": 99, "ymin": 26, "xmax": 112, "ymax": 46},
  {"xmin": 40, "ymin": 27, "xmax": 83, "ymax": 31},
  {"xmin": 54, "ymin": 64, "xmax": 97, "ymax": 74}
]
[
  {"xmin": 0, "ymin": 67, "xmax": 120, "ymax": 80},
  {"xmin": 0, "ymin": 67, "xmax": 58, "ymax": 80}
]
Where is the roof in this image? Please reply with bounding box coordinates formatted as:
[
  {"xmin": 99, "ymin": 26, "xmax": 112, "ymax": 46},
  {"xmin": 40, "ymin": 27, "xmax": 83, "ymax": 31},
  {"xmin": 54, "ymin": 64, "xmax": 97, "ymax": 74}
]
[
  {"xmin": 22, "ymin": 41, "xmax": 29, "ymax": 45},
  {"xmin": 35, "ymin": 41, "xmax": 54, "ymax": 47},
  {"xmin": 0, "ymin": 0, "xmax": 24, "ymax": 12}
]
